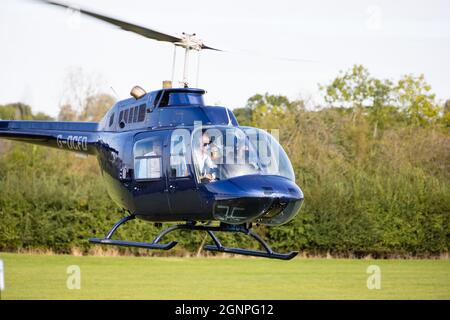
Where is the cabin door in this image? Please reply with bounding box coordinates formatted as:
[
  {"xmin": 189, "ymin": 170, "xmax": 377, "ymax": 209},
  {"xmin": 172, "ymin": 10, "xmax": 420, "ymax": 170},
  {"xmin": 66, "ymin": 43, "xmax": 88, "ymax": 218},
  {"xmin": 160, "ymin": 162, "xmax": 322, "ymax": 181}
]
[
  {"xmin": 132, "ymin": 131, "xmax": 171, "ymax": 218},
  {"xmin": 166, "ymin": 131, "xmax": 203, "ymax": 217}
]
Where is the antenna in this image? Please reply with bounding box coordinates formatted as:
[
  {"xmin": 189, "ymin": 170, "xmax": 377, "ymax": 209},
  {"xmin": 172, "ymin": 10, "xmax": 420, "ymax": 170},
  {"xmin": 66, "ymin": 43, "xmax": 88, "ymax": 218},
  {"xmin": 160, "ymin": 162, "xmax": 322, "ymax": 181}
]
[
  {"xmin": 171, "ymin": 45, "xmax": 177, "ymax": 84},
  {"xmin": 196, "ymin": 50, "xmax": 201, "ymax": 88},
  {"xmin": 110, "ymin": 86, "xmax": 119, "ymax": 99}
]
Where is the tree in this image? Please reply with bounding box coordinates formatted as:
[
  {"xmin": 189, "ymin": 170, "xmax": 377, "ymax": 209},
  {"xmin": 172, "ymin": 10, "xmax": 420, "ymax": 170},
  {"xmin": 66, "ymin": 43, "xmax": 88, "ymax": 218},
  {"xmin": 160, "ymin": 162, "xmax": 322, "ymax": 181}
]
[
  {"xmin": 320, "ymin": 65, "xmax": 372, "ymax": 110},
  {"xmin": 58, "ymin": 104, "xmax": 77, "ymax": 121},
  {"xmin": 245, "ymin": 93, "xmax": 304, "ymax": 126},
  {"xmin": 396, "ymin": 74, "xmax": 440, "ymax": 126},
  {"xmin": 33, "ymin": 112, "xmax": 54, "ymax": 121},
  {"xmin": 232, "ymin": 107, "xmax": 252, "ymax": 126},
  {"xmin": 445, "ymin": 99, "xmax": 450, "ymax": 113},
  {"xmin": 246, "ymin": 93, "xmax": 298, "ymax": 112},
  {"xmin": 320, "ymin": 65, "xmax": 394, "ymax": 137},
  {"xmin": 60, "ymin": 67, "xmax": 100, "ymax": 115},
  {"xmin": 367, "ymin": 78, "xmax": 394, "ymax": 138},
  {"xmin": 80, "ymin": 93, "xmax": 115, "ymax": 122},
  {"xmin": 0, "ymin": 104, "xmax": 16, "ymax": 120},
  {"xmin": 0, "ymin": 103, "xmax": 52, "ymax": 120},
  {"xmin": 58, "ymin": 68, "xmax": 115, "ymax": 122},
  {"xmin": 443, "ymin": 99, "xmax": 450, "ymax": 128},
  {"xmin": 0, "ymin": 103, "xmax": 34, "ymax": 120}
]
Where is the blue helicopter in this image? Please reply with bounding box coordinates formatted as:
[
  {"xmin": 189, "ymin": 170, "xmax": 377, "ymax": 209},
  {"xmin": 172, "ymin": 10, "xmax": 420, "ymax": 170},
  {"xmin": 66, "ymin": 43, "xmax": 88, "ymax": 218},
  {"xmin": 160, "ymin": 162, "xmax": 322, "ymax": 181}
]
[{"xmin": 0, "ymin": 1, "xmax": 304, "ymax": 260}]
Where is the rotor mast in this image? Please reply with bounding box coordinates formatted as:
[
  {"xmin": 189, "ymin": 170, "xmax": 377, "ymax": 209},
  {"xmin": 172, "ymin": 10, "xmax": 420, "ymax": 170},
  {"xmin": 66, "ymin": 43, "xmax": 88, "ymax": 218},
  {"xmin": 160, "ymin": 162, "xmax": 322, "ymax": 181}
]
[{"xmin": 173, "ymin": 33, "xmax": 204, "ymax": 88}]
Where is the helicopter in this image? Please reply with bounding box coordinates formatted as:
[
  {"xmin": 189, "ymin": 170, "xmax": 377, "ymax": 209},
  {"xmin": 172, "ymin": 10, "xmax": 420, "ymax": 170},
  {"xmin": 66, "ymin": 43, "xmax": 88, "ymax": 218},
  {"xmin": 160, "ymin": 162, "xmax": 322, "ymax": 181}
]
[{"xmin": 0, "ymin": 0, "xmax": 304, "ymax": 260}]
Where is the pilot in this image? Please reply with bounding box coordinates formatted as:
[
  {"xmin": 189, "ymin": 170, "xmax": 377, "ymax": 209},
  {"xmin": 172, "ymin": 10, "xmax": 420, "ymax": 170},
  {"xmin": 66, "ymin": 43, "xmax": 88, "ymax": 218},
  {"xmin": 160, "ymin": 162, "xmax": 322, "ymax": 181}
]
[{"xmin": 194, "ymin": 132, "xmax": 217, "ymax": 182}]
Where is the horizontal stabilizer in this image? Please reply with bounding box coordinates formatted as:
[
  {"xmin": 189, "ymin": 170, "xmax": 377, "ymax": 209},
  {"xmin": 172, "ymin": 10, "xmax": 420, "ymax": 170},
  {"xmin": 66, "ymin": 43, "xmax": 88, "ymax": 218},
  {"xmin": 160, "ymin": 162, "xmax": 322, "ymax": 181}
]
[
  {"xmin": 0, "ymin": 120, "xmax": 98, "ymax": 132},
  {"xmin": 0, "ymin": 120, "xmax": 99, "ymax": 155}
]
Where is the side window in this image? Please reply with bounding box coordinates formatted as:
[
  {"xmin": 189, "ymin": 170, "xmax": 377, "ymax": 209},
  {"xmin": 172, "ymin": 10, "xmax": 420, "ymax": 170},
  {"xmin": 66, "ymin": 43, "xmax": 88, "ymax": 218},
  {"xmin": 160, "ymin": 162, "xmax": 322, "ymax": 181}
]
[
  {"xmin": 133, "ymin": 106, "xmax": 139, "ymax": 123},
  {"xmin": 118, "ymin": 110, "xmax": 124, "ymax": 124},
  {"xmin": 109, "ymin": 112, "xmax": 115, "ymax": 127},
  {"xmin": 170, "ymin": 134, "xmax": 189, "ymax": 178},
  {"xmin": 138, "ymin": 104, "xmax": 146, "ymax": 122},
  {"xmin": 154, "ymin": 91, "xmax": 162, "ymax": 108},
  {"xmin": 159, "ymin": 92, "xmax": 169, "ymax": 107},
  {"xmin": 147, "ymin": 92, "xmax": 156, "ymax": 109},
  {"xmin": 134, "ymin": 137, "xmax": 162, "ymax": 180},
  {"xmin": 127, "ymin": 108, "xmax": 133, "ymax": 123}
]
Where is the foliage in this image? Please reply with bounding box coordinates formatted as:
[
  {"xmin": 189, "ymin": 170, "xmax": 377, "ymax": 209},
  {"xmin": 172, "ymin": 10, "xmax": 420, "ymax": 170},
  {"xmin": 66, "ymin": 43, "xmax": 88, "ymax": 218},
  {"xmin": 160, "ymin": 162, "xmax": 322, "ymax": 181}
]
[
  {"xmin": 57, "ymin": 67, "xmax": 116, "ymax": 121},
  {"xmin": 319, "ymin": 65, "xmax": 442, "ymax": 137},
  {"xmin": 320, "ymin": 65, "xmax": 373, "ymax": 109},
  {"xmin": 0, "ymin": 103, "xmax": 33, "ymax": 120},
  {"xmin": 396, "ymin": 74, "xmax": 441, "ymax": 126},
  {"xmin": 58, "ymin": 93, "xmax": 116, "ymax": 122},
  {"xmin": 0, "ymin": 66, "xmax": 449, "ymax": 256}
]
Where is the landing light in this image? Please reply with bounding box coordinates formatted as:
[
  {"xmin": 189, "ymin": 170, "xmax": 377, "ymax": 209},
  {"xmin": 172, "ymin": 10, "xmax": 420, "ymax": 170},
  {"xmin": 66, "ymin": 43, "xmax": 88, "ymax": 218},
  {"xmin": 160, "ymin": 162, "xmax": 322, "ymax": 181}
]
[{"xmin": 163, "ymin": 80, "xmax": 172, "ymax": 88}]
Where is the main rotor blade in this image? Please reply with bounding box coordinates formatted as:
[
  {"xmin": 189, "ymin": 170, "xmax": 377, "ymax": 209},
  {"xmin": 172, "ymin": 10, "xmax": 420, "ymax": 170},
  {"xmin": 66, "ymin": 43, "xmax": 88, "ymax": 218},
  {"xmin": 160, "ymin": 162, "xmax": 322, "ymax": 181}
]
[
  {"xmin": 229, "ymin": 49, "xmax": 318, "ymax": 63},
  {"xmin": 201, "ymin": 44, "xmax": 222, "ymax": 51},
  {"xmin": 41, "ymin": 0, "xmax": 182, "ymax": 43}
]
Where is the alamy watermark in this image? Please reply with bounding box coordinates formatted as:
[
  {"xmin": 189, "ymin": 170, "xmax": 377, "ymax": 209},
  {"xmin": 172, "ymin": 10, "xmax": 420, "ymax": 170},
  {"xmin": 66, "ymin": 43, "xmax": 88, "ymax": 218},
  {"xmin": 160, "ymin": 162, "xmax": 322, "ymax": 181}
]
[
  {"xmin": 66, "ymin": 265, "xmax": 81, "ymax": 290},
  {"xmin": 365, "ymin": 5, "xmax": 383, "ymax": 31},
  {"xmin": 65, "ymin": 4, "xmax": 81, "ymax": 30},
  {"xmin": 366, "ymin": 265, "xmax": 381, "ymax": 290}
]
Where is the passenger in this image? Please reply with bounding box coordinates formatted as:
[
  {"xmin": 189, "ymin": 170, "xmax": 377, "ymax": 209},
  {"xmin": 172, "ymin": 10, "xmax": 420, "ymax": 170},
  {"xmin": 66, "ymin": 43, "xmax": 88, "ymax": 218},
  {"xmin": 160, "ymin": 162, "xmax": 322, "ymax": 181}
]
[{"xmin": 194, "ymin": 132, "xmax": 217, "ymax": 182}]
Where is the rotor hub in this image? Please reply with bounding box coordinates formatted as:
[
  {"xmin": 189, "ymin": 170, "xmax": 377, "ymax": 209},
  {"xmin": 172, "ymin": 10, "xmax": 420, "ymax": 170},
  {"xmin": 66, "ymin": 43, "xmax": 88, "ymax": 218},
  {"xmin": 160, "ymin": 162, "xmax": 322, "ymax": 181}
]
[{"xmin": 176, "ymin": 33, "xmax": 203, "ymax": 51}]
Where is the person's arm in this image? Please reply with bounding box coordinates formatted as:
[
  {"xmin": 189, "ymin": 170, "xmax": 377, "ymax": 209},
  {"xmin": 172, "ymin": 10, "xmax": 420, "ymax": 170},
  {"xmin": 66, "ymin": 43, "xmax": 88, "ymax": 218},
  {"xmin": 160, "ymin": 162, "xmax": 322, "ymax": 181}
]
[{"xmin": 204, "ymin": 156, "xmax": 217, "ymax": 180}]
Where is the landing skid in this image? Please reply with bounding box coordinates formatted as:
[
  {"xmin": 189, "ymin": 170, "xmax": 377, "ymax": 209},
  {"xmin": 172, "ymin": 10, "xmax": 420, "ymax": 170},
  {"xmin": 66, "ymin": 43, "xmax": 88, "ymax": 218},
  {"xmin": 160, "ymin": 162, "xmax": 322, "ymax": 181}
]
[{"xmin": 89, "ymin": 215, "xmax": 298, "ymax": 260}]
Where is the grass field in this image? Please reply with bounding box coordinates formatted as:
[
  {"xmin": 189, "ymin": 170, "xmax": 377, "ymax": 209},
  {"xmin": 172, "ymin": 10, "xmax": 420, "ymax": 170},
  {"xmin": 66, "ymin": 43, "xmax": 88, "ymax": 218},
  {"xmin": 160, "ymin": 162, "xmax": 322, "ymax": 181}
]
[{"xmin": 0, "ymin": 252, "xmax": 449, "ymax": 300}]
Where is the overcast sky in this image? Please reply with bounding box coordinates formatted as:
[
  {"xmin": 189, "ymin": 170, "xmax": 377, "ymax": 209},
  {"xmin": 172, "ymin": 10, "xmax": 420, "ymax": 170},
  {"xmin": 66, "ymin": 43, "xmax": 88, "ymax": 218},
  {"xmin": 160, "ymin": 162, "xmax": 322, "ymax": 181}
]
[{"xmin": 1, "ymin": 0, "xmax": 449, "ymax": 117}]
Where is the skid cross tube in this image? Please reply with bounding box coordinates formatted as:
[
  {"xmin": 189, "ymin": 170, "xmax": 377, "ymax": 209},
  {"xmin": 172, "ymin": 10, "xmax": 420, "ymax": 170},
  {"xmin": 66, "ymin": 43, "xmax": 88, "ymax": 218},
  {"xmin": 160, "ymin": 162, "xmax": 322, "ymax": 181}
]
[
  {"xmin": 105, "ymin": 215, "xmax": 135, "ymax": 239},
  {"xmin": 89, "ymin": 217, "xmax": 298, "ymax": 260},
  {"xmin": 89, "ymin": 214, "xmax": 177, "ymax": 250},
  {"xmin": 203, "ymin": 224, "xmax": 298, "ymax": 260}
]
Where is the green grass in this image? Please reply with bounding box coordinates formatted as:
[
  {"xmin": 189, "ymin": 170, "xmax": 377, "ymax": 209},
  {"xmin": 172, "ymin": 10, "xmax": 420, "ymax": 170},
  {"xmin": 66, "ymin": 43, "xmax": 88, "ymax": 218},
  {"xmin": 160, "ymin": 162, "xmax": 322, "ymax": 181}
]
[{"xmin": 0, "ymin": 252, "xmax": 449, "ymax": 300}]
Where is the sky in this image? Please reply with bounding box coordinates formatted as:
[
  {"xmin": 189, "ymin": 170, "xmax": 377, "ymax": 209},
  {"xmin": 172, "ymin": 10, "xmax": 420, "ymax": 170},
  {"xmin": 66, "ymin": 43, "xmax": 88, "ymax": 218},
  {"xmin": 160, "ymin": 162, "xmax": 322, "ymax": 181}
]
[{"xmin": 0, "ymin": 0, "xmax": 449, "ymax": 117}]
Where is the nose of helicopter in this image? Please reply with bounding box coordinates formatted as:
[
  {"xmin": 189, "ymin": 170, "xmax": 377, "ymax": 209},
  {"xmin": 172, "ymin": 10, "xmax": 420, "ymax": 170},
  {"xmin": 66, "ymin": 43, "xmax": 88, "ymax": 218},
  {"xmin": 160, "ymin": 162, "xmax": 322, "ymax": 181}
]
[{"xmin": 204, "ymin": 175, "xmax": 304, "ymax": 225}]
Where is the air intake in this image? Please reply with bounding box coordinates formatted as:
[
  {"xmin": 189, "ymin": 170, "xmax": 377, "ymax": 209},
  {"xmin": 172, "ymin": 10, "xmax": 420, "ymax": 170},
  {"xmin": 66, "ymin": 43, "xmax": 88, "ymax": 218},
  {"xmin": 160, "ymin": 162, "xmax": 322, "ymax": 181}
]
[{"xmin": 130, "ymin": 86, "xmax": 146, "ymax": 100}]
